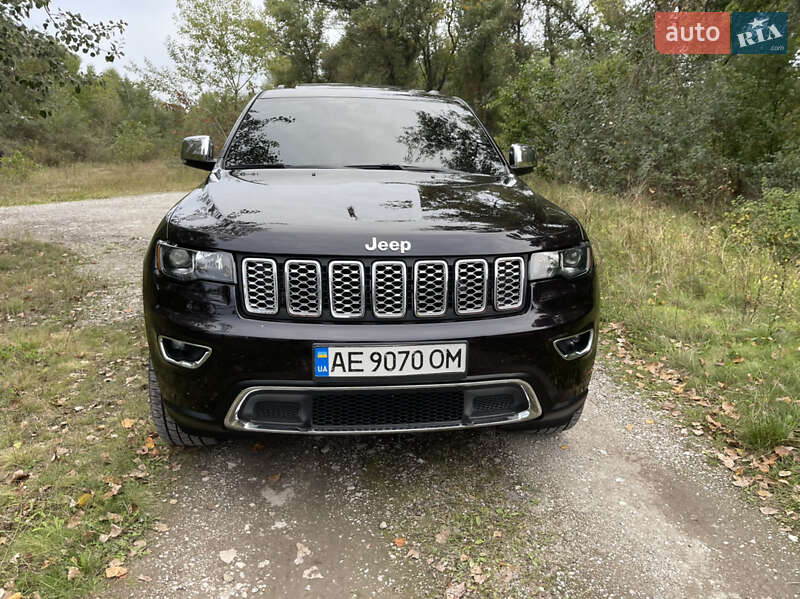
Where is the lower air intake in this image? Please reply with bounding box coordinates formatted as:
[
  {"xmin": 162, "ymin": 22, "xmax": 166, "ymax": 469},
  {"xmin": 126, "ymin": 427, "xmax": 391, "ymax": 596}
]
[{"xmin": 312, "ymin": 389, "xmax": 464, "ymax": 431}]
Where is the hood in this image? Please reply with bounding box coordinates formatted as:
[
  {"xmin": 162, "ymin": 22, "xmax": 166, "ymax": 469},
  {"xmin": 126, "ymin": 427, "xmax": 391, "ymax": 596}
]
[{"xmin": 166, "ymin": 169, "xmax": 584, "ymax": 256}]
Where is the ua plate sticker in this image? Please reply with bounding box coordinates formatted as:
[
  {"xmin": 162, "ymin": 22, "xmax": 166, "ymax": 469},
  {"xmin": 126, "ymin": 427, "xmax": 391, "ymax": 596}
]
[{"xmin": 315, "ymin": 347, "xmax": 330, "ymax": 377}]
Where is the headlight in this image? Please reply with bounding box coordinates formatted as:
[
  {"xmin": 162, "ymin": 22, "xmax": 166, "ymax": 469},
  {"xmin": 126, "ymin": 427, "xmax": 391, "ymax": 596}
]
[
  {"xmin": 156, "ymin": 241, "xmax": 235, "ymax": 283},
  {"xmin": 529, "ymin": 245, "xmax": 592, "ymax": 280}
]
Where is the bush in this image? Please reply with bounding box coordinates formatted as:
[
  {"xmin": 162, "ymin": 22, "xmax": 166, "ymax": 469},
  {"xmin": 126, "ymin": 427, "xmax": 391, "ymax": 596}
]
[
  {"xmin": 724, "ymin": 185, "xmax": 800, "ymax": 264},
  {"xmin": 0, "ymin": 150, "xmax": 41, "ymax": 182},
  {"xmin": 112, "ymin": 121, "xmax": 158, "ymax": 162}
]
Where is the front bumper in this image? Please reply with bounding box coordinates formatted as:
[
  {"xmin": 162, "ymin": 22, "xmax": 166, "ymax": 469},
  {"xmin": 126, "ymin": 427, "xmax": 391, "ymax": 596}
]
[{"xmin": 143, "ymin": 264, "xmax": 598, "ymax": 436}]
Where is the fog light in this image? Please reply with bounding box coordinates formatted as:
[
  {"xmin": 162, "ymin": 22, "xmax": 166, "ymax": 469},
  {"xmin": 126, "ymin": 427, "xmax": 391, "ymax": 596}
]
[
  {"xmin": 158, "ymin": 335, "xmax": 212, "ymax": 369},
  {"xmin": 553, "ymin": 329, "xmax": 594, "ymax": 360}
]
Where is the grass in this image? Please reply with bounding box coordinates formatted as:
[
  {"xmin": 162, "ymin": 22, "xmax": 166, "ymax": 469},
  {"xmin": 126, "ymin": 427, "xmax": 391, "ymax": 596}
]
[
  {"xmin": 532, "ymin": 178, "xmax": 800, "ymax": 526},
  {"xmin": 0, "ymin": 160, "xmax": 207, "ymax": 207},
  {"xmin": 0, "ymin": 239, "xmax": 170, "ymax": 598}
]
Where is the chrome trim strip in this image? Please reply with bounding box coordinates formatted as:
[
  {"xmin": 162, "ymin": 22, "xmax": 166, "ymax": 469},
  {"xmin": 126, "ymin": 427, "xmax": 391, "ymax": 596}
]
[
  {"xmin": 413, "ymin": 259, "xmax": 448, "ymax": 317},
  {"xmin": 284, "ymin": 259, "xmax": 322, "ymax": 317},
  {"xmin": 328, "ymin": 260, "xmax": 365, "ymax": 319},
  {"xmin": 454, "ymin": 258, "xmax": 488, "ymax": 315},
  {"xmin": 242, "ymin": 257, "xmax": 278, "ymax": 315},
  {"xmin": 494, "ymin": 256, "xmax": 526, "ymax": 311},
  {"xmin": 158, "ymin": 335, "xmax": 212, "ymax": 369},
  {"xmin": 223, "ymin": 378, "xmax": 541, "ymax": 434},
  {"xmin": 553, "ymin": 329, "xmax": 595, "ymax": 361},
  {"xmin": 371, "ymin": 260, "xmax": 407, "ymax": 319}
]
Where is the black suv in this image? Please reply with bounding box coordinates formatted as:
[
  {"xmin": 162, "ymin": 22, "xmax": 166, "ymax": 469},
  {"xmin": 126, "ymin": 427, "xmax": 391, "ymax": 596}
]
[{"xmin": 143, "ymin": 85, "xmax": 597, "ymax": 445}]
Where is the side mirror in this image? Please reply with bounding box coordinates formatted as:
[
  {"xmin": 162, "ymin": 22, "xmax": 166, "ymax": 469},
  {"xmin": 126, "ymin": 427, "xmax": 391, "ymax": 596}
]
[
  {"xmin": 181, "ymin": 135, "xmax": 215, "ymax": 171},
  {"xmin": 508, "ymin": 143, "xmax": 537, "ymax": 175}
]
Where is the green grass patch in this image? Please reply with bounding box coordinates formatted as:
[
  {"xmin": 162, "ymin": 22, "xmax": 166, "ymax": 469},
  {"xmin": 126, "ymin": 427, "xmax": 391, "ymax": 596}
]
[
  {"xmin": 0, "ymin": 160, "xmax": 206, "ymax": 207},
  {"xmin": 532, "ymin": 178, "xmax": 800, "ymax": 526},
  {"xmin": 0, "ymin": 240, "xmax": 169, "ymax": 598}
]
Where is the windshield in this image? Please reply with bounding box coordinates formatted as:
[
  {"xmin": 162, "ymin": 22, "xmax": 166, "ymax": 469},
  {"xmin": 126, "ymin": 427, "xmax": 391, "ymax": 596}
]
[{"xmin": 224, "ymin": 96, "xmax": 506, "ymax": 176}]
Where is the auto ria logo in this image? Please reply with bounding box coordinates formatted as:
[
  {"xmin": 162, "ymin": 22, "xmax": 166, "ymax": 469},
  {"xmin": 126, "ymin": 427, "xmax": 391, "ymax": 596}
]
[
  {"xmin": 655, "ymin": 12, "xmax": 787, "ymax": 55},
  {"xmin": 364, "ymin": 237, "xmax": 412, "ymax": 253}
]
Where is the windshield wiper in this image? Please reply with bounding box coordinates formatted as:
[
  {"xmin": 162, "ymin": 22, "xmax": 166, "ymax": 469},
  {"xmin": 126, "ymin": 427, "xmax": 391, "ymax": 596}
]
[
  {"xmin": 345, "ymin": 163, "xmax": 464, "ymax": 174},
  {"xmin": 226, "ymin": 163, "xmax": 286, "ymax": 169}
]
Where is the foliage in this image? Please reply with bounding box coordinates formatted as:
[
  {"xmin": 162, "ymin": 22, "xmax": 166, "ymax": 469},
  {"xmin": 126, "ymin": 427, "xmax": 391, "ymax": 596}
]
[
  {"xmin": 266, "ymin": 0, "xmax": 329, "ymax": 85},
  {"xmin": 0, "ymin": 160, "xmax": 207, "ymax": 207},
  {"xmin": 0, "ymin": 239, "xmax": 170, "ymax": 598},
  {"xmin": 112, "ymin": 120, "xmax": 158, "ymax": 162},
  {"xmin": 0, "ymin": 0, "xmax": 125, "ymax": 117},
  {"xmin": 0, "ymin": 149, "xmax": 40, "ymax": 183},
  {"xmin": 724, "ymin": 186, "xmax": 800, "ymax": 264},
  {"xmin": 492, "ymin": 0, "xmax": 799, "ymax": 205},
  {"xmin": 536, "ymin": 178, "xmax": 800, "ymax": 455},
  {"xmin": 135, "ymin": 0, "xmax": 271, "ymax": 139}
]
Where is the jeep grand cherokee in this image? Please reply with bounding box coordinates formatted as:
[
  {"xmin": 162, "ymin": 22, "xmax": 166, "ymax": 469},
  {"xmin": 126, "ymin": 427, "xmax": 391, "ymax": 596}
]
[{"xmin": 143, "ymin": 84, "xmax": 597, "ymax": 445}]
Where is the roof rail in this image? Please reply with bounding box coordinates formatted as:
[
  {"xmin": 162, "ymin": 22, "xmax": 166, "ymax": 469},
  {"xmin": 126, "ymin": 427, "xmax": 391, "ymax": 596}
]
[{"xmin": 427, "ymin": 90, "xmax": 441, "ymax": 95}]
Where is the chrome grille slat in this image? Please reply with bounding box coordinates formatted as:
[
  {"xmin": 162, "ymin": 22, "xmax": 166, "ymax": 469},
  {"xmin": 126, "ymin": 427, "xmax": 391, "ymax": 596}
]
[
  {"xmin": 284, "ymin": 259, "xmax": 322, "ymax": 317},
  {"xmin": 454, "ymin": 259, "xmax": 488, "ymax": 314},
  {"xmin": 329, "ymin": 260, "xmax": 365, "ymax": 318},
  {"xmin": 494, "ymin": 257, "xmax": 525, "ymax": 311},
  {"xmin": 413, "ymin": 260, "xmax": 448, "ymax": 317},
  {"xmin": 241, "ymin": 255, "xmax": 525, "ymax": 319},
  {"xmin": 371, "ymin": 261, "xmax": 407, "ymax": 318},
  {"xmin": 242, "ymin": 258, "xmax": 278, "ymax": 315}
]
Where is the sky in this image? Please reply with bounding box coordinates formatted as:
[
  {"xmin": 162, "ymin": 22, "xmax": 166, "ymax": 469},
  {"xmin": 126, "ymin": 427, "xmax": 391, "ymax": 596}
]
[{"xmin": 29, "ymin": 1, "xmax": 268, "ymax": 75}]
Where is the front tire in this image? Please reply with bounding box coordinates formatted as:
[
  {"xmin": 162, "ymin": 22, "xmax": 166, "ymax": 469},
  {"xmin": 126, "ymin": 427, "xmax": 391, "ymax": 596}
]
[
  {"xmin": 149, "ymin": 361, "xmax": 217, "ymax": 447},
  {"xmin": 502, "ymin": 405, "xmax": 584, "ymax": 435}
]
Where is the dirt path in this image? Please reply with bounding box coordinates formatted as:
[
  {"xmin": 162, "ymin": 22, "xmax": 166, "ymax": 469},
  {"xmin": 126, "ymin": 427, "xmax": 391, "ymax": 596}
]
[{"xmin": 2, "ymin": 194, "xmax": 798, "ymax": 598}]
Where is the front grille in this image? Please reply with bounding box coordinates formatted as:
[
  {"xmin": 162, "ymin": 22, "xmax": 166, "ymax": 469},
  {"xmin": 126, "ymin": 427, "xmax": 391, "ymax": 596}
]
[
  {"xmin": 494, "ymin": 257, "xmax": 525, "ymax": 311},
  {"xmin": 241, "ymin": 255, "xmax": 526, "ymax": 321},
  {"xmin": 414, "ymin": 260, "xmax": 448, "ymax": 317},
  {"xmin": 454, "ymin": 259, "xmax": 488, "ymax": 314},
  {"xmin": 329, "ymin": 261, "xmax": 365, "ymax": 318},
  {"xmin": 242, "ymin": 258, "xmax": 278, "ymax": 314},
  {"xmin": 312, "ymin": 389, "xmax": 464, "ymax": 430},
  {"xmin": 284, "ymin": 260, "xmax": 322, "ymax": 317},
  {"xmin": 372, "ymin": 261, "xmax": 407, "ymax": 318}
]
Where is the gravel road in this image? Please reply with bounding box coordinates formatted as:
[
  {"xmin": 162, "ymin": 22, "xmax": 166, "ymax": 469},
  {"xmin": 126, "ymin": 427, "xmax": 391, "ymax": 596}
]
[{"xmin": 2, "ymin": 194, "xmax": 798, "ymax": 598}]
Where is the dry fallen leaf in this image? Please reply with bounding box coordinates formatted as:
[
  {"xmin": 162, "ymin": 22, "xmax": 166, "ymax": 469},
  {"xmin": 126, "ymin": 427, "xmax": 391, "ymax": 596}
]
[
  {"xmin": 445, "ymin": 581, "xmax": 467, "ymax": 599},
  {"xmin": 760, "ymin": 506, "xmax": 779, "ymax": 515},
  {"xmin": 144, "ymin": 436, "xmax": 155, "ymax": 450},
  {"xmin": 121, "ymin": 418, "xmax": 135, "ymax": 429},
  {"xmin": 67, "ymin": 566, "xmax": 81, "ymax": 581},
  {"xmin": 393, "ymin": 537, "xmax": 406, "ymax": 548},
  {"xmin": 560, "ymin": 444, "xmax": 569, "ymax": 450},
  {"xmin": 435, "ymin": 530, "xmax": 449, "ymax": 544},
  {"xmin": 268, "ymin": 473, "xmax": 281, "ymax": 483},
  {"xmin": 774, "ymin": 446, "xmax": 793, "ymax": 457},
  {"xmin": 778, "ymin": 470, "xmax": 792, "ymax": 478},
  {"xmin": 406, "ymin": 548, "xmax": 420, "ymax": 560},
  {"xmin": 105, "ymin": 565, "xmax": 128, "ymax": 579},
  {"xmin": 644, "ymin": 418, "xmax": 654, "ymax": 425},
  {"xmin": 76, "ymin": 493, "xmax": 92, "ymax": 507},
  {"xmin": 625, "ymin": 424, "xmax": 634, "ymax": 432}
]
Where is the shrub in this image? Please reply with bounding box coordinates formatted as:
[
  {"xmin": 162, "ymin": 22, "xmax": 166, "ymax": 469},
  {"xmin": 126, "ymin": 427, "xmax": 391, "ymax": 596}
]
[
  {"xmin": 111, "ymin": 120, "xmax": 158, "ymax": 163},
  {"xmin": 724, "ymin": 185, "xmax": 800, "ymax": 264},
  {"xmin": 0, "ymin": 150, "xmax": 41, "ymax": 182}
]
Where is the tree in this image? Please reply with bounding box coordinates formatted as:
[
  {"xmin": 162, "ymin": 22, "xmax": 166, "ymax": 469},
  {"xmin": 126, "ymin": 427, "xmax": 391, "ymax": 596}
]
[
  {"xmin": 0, "ymin": 0, "xmax": 125, "ymax": 118},
  {"xmin": 266, "ymin": 0, "xmax": 329, "ymax": 85},
  {"xmin": 136, "ymin": 0, "xmax": 272, "ymax": 138}
]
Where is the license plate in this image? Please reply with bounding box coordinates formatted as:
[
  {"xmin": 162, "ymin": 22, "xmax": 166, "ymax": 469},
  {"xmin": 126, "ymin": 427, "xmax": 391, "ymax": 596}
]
[{"xmin": 313, "ymin": 343, "xmax": 467, "ymax": 379}]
